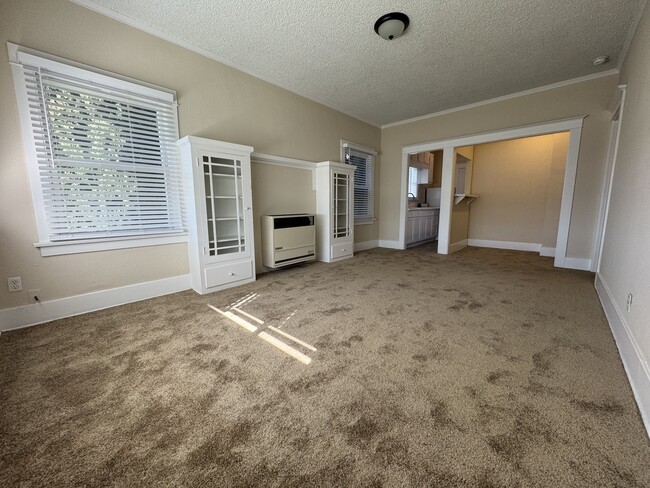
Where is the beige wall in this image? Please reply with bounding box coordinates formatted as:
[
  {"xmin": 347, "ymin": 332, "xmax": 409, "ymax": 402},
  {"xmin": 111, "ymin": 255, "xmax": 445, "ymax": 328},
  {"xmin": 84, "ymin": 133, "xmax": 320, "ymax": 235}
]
[
  {"xmin": 542, "ymin": 133, "xmax": 571, "ymax": 248},
  {"xmin": 466, "ymin": 133, "xmax": 569, "ymax": 247},
  {"xmin": 0, "ymin": 0, "xmax": 380, "ymax": 309},
  {"xmin": 450, "ymin": 146, "xmax": 474, "ymax": 245},
  {"xmin": 250, "ymin": 163, "xmax": 315, "ymax": 270},
  {"xmin": 380, "ymin": 74, "xmax": 618, "ymax": 259},
  {"xmin": 599, "ymin": 4, "xmax": 650, "ymax": 366}
]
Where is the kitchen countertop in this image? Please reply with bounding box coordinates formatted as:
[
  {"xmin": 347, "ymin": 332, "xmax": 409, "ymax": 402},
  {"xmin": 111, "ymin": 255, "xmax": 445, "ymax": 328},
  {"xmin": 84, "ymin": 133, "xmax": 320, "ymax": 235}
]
[{"xmin": 408, "ymin": 206, "xmax": 440, "ymax": 211}]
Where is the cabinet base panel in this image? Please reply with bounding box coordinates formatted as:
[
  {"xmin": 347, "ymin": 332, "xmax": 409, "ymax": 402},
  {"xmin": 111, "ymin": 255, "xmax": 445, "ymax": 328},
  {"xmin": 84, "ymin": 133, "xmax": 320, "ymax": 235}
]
[{"xmin": 193, "ymin": 276, "xmax": 256, "ymax": 295}]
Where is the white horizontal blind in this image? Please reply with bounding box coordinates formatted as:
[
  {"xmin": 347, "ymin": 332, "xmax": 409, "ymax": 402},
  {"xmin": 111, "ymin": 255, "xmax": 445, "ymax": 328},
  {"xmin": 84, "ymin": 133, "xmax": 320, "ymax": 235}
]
[
  {"xmin": 408, "ymin": 166, "xmax": 418, "ymax": 197},
  {"xmin": 19, "ymin": 61, "xmax": 182, "ymax": 241},
  {"xmin": 344, "ymin": 147, "xmax": 374, "ymax": 221}
]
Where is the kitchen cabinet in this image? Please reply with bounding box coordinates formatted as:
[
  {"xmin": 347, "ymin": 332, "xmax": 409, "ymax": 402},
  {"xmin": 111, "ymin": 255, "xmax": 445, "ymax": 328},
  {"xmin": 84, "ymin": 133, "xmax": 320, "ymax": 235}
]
[
  {"xmin": 406, "ymin": 208, "xmax": 439, "ymax": 246},
  {"xmin": 178, "ymin": 136, "xmax": 255, "ymax": 294},
  {"xmin": 409, "ymin": 151, "xmax": 443, "ymax": 187}
]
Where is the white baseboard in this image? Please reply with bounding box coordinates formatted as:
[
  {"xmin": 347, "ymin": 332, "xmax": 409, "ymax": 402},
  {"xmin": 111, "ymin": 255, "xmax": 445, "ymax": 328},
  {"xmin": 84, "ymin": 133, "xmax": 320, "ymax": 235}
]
[
  {"xmin": 354, "ymin": 240, "xmax": 378, "ymax": 252},
  {"xmin": 595, "ymin": 273, "xmax": 650, "ymax": 436},
  {"xmin": 540, "ymin": 246, "xmax": 556, "ymax": 257},
  {"xmin": 378, "ymin": 239, "xmax": 402, "ymax": 250},
  {"xmin": 0, "ymin": 274, "xmax": 191, "ymax": 332},
  {"xmin": 468, "ymin": 239, "xmax": 542, "ymax": 253},
  {"xmin": 449, "ymin": 239, "xmax": 468, "ymax": 253},
  {"xmin": 561, "ymin": 257, "xmax": 592, "ymax": 271}
]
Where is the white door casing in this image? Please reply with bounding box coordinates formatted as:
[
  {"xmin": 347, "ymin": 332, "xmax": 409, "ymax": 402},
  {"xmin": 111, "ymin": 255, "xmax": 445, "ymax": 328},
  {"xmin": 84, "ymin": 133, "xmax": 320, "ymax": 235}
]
[
  {"xmin": 592, "ymin": 85, "xmax": 627, "ymax": 272},
  {"xmin": 399, "ymin": 117, "xmax": 585, "ymax": 270}
]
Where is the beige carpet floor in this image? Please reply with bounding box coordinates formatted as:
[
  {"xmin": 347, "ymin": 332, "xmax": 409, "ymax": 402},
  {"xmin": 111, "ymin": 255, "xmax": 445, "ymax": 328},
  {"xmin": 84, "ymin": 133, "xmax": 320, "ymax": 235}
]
[{"xmin": 1, "ymin": 247, "xmax": 649, "ymax": 487}]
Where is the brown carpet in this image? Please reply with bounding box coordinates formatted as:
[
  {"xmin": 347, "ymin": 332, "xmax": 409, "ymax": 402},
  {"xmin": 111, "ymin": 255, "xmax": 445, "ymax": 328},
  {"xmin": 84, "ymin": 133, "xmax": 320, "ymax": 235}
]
[{"xmin": 1, "ymin": 247, "xmax": 649, "ymax": 487}]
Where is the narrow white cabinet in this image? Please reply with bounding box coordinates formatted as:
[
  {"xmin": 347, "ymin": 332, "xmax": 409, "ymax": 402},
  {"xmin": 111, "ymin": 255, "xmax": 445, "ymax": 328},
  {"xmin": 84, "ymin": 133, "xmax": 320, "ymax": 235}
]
[
  {"xmin": 178, "ymin": 136, "xmax": 255, "ymax": 294},
  {"xmin": 315, "ymin": 161, "xmax": 355, "ymax": 262}
]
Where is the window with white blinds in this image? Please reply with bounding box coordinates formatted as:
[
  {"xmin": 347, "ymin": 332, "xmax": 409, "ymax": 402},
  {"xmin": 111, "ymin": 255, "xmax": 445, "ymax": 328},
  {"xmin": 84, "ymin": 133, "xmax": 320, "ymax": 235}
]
[
  {"xmin": 10, "ymin": 47, "xmax": 183, "ymax": 253},
  {"xmin": 408, "ymin": 166, "xmax": 419, "ymax": 197},
  {"xmin": 342, "ymin": 142, "xmax": 376, "ymax": 222}
]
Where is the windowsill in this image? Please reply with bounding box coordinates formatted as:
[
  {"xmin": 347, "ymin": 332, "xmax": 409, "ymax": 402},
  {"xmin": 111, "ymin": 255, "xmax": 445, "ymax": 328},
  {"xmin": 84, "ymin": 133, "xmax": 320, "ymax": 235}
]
[
  {"xmin": 34, "ymin": 233, "xmax": 188, "ymax": 256},
  {"xmin": 355, "ymin": 219, "xmax": 376, "ymax": 226}
]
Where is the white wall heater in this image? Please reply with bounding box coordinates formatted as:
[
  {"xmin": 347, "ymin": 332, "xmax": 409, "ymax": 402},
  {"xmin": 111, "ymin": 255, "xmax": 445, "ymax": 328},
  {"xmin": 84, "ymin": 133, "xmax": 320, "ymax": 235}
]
[{"xmin": 262, "ymin": 214, "xmax": 316, "ymax": 269}]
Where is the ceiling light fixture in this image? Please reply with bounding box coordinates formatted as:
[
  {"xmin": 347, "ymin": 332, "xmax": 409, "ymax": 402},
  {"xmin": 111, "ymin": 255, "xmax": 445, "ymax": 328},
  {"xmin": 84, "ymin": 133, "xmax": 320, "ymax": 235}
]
[
  {"xmin": 592, "ymin": 55, "xmax": 609, "ymax": 66},
  {"xmin": 374, "ymin": 12, "xmax": 410, "ymax": 41}
]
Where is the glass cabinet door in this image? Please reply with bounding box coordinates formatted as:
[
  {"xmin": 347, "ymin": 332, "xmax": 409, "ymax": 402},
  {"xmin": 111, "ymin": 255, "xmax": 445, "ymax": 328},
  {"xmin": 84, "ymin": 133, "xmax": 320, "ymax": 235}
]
[
  {"xmin": 332, "ymin": 171, "xmax": 350, "ymax": 239},
  {"xmin": 202, "ymin": 154, "xmax": 247, "ymax": 258}
]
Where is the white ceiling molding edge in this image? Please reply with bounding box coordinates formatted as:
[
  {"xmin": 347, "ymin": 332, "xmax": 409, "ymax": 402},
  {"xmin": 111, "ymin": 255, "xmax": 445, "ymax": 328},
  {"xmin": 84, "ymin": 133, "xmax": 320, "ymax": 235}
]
[
  {"xmin": 381, "ymin": 69, "xmax": 619, "ymax": 130},
  {"xmin": 70, "ymin": 0, "xmax": 382, "ymax": 128}
]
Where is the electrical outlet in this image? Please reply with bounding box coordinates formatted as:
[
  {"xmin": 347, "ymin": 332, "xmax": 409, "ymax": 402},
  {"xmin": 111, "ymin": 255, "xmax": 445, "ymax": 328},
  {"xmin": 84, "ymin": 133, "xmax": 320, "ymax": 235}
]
[
  {"xmin": 626, "ymin": 293, "xmax": 633, "ymax": 312},
  {"xmin": 28, "ymin": 289, "xmax": 41, "ymax": 304},
  {"xmin": 7, "ymin": 277, "xmax": 22, "ymax": 292}
]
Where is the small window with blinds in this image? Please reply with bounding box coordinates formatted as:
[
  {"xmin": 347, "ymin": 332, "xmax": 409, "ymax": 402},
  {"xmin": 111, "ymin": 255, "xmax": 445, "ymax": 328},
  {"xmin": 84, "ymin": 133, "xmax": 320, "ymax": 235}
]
[
  {"xmin": 408, "ymin": 166, "xmax": 419, "ymax": 197},
  {"xmin": 342, "ymin": 141, "xmax": 376, "ymax": 222},
  {"xmin": 10, "ymin": 46, "xmax": 183, "ymax": 255}
]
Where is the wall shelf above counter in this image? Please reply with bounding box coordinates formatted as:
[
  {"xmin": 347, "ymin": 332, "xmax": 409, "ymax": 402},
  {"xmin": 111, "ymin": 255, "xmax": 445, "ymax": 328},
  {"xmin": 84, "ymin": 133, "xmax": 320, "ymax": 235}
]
[{"xmin": 454, "ymin": 194, "xmax": 479, "ymax": 205}]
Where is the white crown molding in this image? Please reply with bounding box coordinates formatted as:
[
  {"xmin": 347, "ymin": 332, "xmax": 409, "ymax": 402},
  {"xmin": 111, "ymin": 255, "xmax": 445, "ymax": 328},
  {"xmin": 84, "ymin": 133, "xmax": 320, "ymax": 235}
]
[
  {"xmin": 0, "ymin": 274, "xmax": 191, "ymax": 332},
  {"xmin": 382, "ymin": 70, "xmax": 619, "ymax": 129},
  {"xmin": 617, "ymin": 0, "xmax": 649, "ymax": 71},
  {"xmin": 70, "ymin": 0, "xmax": 381, "ymax": 128}
]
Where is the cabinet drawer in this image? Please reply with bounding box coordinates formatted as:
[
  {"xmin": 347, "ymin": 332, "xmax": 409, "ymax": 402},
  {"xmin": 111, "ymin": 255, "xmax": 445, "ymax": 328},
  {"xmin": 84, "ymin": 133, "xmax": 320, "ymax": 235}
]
[
  {"xmin": 205, "ymin": 260, "xmax": 253, "ymax": 289},
  {"xmin": 331, "ymin": 242, "xmax": 353, "ymax": 260}
]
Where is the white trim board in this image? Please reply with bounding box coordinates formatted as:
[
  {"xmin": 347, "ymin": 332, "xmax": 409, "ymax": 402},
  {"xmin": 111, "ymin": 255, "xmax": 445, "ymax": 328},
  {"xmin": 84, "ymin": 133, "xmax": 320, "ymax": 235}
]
[
  {"xmin": 595, "ymin": 273, "xmax": 650, "ymax": 436},
  {"xmin": 540, "ymin": 247, "xmax": 556, "ymax": 257},
  {"xmin": 378, "ymin": 240, "xmax": 401, "ymax": 250},
  {"xmin": 0, "ymin": 274, "xmax": 191, "ymax": 332},
  {"xmin": 562, "ymin": 257, "xmax": 592, "ymax": 272},
  {"xmin": 466, "ymin": 240, "xmax": 558, "ymax": 259},
  {"xmin": 592, "ymin": 86, "xmax": 626, "ymax": 273},
  {"xmin": 354, "ymin": 240, "xmax": 378, "ymax": 253},
  {"xmin": 468, "ymin": 239, "xmax": 542, "ymax": 253},
  {"xmin": 449, "ymin": 240, "xmax": 468, "ymax": 253},
  {"xmin": 382, "ymin": 71, "xmax": 617, "ymax": 129},
  {"xmin": 402, "ymin": 117, "xmax": 585, "ymax": 155},
  {"xmin": 251, "ymin": 152, "xmax": 315, "ymax": 171}
]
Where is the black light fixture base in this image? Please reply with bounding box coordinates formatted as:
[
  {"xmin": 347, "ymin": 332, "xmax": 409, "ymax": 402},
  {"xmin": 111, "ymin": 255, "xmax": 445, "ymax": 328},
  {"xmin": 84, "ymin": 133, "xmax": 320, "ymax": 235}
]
[{"xmin": 374, "ymin": 12, "xmax": 410, "ymax": 40}]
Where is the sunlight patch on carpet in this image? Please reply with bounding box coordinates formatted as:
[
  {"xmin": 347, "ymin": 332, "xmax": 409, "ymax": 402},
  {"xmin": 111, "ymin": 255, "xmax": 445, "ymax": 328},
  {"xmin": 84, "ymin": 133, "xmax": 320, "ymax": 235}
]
[{"xmin": 209, "ymin": 295, "xmax": 316, "ymax": 365}]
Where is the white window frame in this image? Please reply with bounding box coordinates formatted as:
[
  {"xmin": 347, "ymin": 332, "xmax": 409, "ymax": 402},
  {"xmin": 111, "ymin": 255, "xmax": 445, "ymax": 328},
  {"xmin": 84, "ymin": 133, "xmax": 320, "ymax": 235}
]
[
  {"xmin": 8, "ymin": 43, "xmax": 186, "ymax": 256},
  {"xmin": 341, "ymin": 140, "xmax": 377, "ymax": 224}
]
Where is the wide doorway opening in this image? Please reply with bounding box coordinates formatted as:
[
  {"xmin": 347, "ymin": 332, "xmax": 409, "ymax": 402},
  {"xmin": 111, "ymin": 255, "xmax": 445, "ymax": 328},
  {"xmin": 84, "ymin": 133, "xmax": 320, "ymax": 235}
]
[{"xmin": 399, "ymin": 118, "xmax": 584, "ymax": 269}]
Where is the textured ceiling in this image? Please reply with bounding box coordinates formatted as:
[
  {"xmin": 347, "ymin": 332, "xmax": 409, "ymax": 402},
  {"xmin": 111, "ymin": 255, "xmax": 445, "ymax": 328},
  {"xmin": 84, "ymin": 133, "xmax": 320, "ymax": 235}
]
[{"xmin": 73, "ymin": 0, "xmax": 645, "ymax": 126}]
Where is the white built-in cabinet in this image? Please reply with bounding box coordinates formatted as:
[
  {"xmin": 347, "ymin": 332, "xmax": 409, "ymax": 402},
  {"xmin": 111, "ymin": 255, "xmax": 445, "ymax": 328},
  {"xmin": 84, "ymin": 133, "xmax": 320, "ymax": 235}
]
[
  {"xmin": 406, "ymin": 208, "xmax": 439, "ymax": 246},
  {"xmin": 315, "ymin": 161, "xmax": 355, "ymax": 262},
  {"xmin": 178, "ymin": 136, "xmax": 255, "ymax": 294}
]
